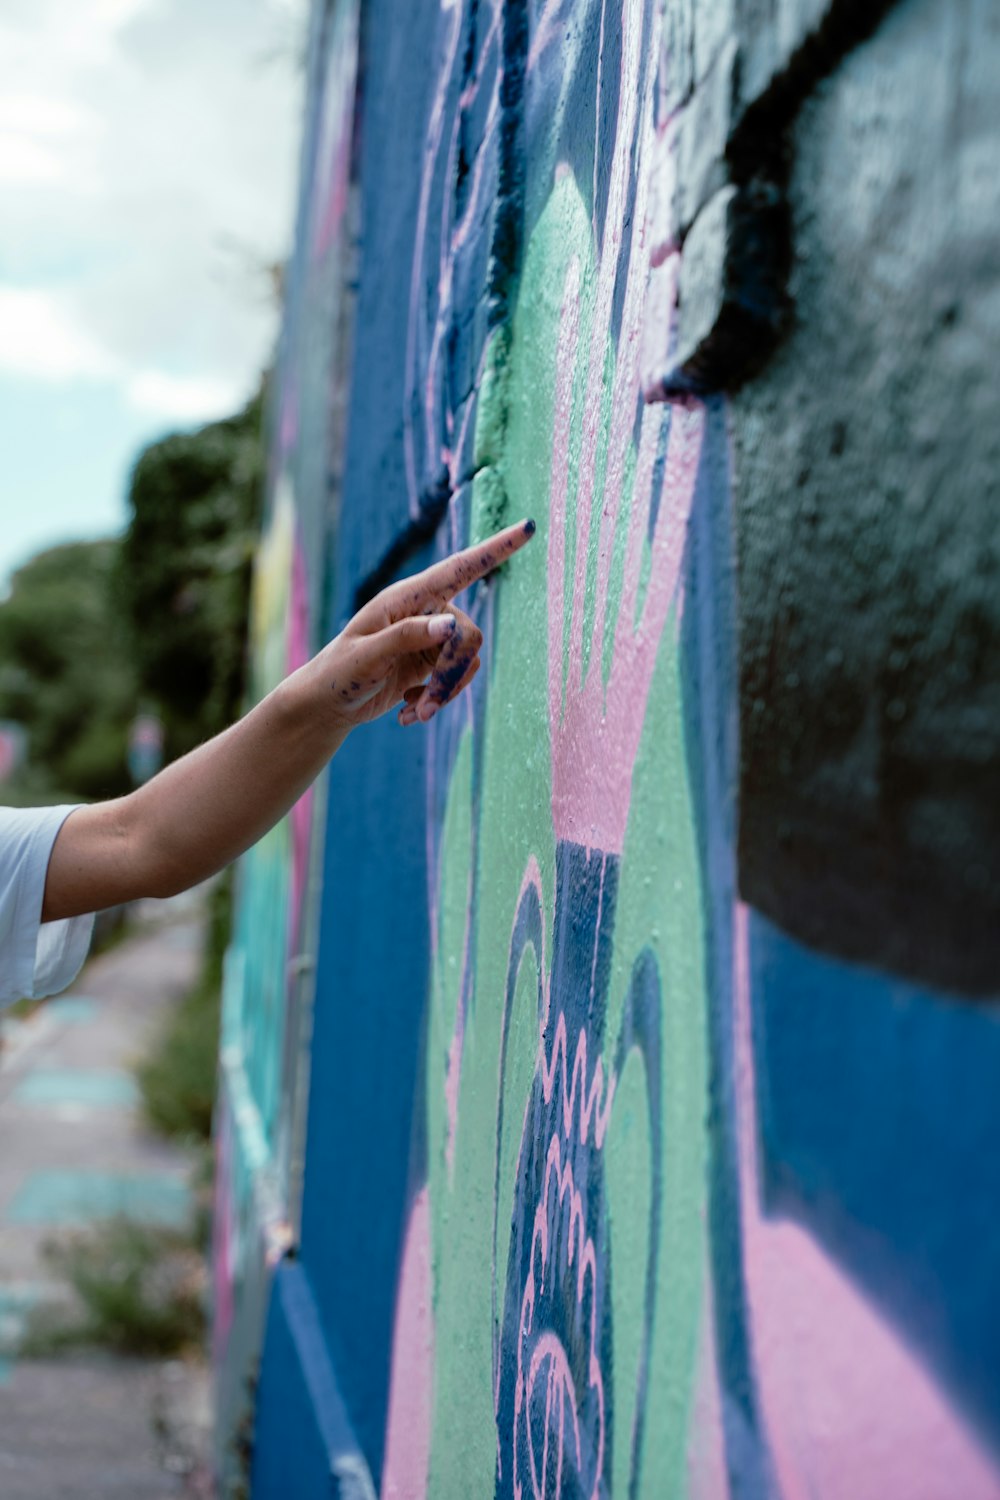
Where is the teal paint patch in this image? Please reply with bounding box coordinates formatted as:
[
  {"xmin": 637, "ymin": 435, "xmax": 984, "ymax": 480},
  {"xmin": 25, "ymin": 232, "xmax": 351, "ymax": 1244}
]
[
  {"xmin": 45, "ymin": 997, "xmax": 98, "ymax": 1023},
  {"xmin": 13, "ymin": 1070, "xmax": 139, "ymax": 1107},
  {"xmin": 0, "ymin": 1285, "xmax": 44, "ymax": 1314},
  {"xmin": 0, "ymin": 1285, "xmax": 44, "ymax": 1382},
  {"xmin": 8, "ymin": 1171, "xmax": 191, "ymax": 1228}
]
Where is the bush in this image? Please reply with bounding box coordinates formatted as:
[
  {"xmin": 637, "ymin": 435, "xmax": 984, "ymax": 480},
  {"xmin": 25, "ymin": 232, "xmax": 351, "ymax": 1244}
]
[
  {"xmin": 135, "ymin": 878, "xmax": 230, "ymax": 1142},
  {"xmin": 20, "ymin": 1218, "xmax": 206, "ymax": 1360}
]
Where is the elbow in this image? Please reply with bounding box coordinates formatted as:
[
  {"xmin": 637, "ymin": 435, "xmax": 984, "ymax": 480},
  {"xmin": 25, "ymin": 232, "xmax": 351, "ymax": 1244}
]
[
  {"xmin": 118, "ymin": 793, "xmax": 190, "ymax": 902},
  {"xmin": 144, "ymin": 866, "xmax": 190, "ymax": 902}
]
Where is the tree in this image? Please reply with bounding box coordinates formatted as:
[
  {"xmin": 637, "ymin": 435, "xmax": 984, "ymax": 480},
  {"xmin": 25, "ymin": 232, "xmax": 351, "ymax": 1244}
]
[
  {"xmin": 0, "ymin": 540, "xmax": 137, "ymax": 803},
  {"xmin": 119, "ymin": 394, "xmax": 265, "ymax": 759}
]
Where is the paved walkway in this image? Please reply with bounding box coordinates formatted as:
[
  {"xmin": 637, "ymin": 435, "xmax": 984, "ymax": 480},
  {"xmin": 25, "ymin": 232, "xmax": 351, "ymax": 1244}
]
[{"xmin": 0, "ymin": 894, "xmax": 214, "ymax": 1499}]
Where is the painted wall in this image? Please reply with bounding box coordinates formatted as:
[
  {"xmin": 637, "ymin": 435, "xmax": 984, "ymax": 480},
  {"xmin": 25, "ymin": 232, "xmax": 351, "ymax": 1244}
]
[
  {"xmin": 220, "ymin": 2, "xmax": 1000, "ymax": 1497},
  {"xmin": 212, "ymin": 0, "xmax": 360, "ymax": 1488}
]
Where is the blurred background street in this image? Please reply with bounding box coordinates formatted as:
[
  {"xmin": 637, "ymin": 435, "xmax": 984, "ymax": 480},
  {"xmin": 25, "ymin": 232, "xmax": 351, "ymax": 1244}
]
[{"xmin": 0, "ymin": 889, "xmax": 214, "ymax": 1498}]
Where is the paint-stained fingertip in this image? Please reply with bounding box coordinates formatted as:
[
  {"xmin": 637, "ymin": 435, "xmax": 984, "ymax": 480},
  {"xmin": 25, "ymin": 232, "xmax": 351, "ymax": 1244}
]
[{"xmin": 427, "ymin": 613, "xmax": 457, "ymax": 640}]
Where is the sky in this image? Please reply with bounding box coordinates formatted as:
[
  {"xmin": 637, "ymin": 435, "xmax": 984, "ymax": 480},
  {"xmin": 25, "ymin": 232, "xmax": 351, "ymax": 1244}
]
[{"xmin": 0, "ymin": 0, "xmax": 308, "ymax": 591}]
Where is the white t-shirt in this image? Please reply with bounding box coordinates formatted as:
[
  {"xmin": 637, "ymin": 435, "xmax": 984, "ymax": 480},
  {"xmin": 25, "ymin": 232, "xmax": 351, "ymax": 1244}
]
[{"xmin": 0, "ymin": 805, "xmax": 95, "ymax": 1010}]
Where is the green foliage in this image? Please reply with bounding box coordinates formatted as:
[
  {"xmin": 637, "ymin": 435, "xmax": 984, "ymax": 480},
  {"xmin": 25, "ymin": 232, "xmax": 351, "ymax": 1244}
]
[
  {"xmin": 0, "ymin": 540, "xmax": 137, "ymax": 802},
  {"xmin": 135, "ymin": 879, "xmax": 230, "ymax": 1142},
  {"xmin": 120, "ymin": 395, "xmax": 265, "ymax": 758},
  {"xmin": 20, "ymin": 1218, "xmax": 205, "ymax": 1359},
  {"xmin": 0, "ymin": 395, "xmax": 265, "ymax": 803}
]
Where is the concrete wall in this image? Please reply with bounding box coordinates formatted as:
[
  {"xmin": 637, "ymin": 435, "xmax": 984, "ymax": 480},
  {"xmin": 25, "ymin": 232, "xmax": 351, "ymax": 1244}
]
[{"xmin": 218, "ymin": 2, "xmax": 1000, "ymax": 1496}]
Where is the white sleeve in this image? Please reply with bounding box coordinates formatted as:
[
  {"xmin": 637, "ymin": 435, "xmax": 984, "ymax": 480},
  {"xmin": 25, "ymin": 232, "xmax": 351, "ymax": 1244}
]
[{"xmin": 0, "ymin": 805, "xmax": 96, "ymax": 1010}]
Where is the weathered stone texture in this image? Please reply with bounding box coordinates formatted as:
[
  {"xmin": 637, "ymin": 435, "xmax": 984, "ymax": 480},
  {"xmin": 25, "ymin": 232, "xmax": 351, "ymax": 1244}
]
[{"xmin": 733, "ymin": 0, "xmax": 1000, "ymax": 992}]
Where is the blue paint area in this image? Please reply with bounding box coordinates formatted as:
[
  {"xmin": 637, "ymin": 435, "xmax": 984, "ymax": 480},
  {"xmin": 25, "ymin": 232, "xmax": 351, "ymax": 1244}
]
[
  {"xmin": 338, "ymin": 0, "xmax": 459, "ymax": 584},
  {"xmin": 678, "ymin": 402, "xmax": 776, "ymax": 1500},
  {"xmin": 493, "ymin": 839, "xmax": 665, "ymax": 1496},
  {"xmin": 749, "ymin": 911, "xmax": 1000, "ymax": 1455},
  {"xmin": 252, "ymin": 1260, "xmax": 370, "ymax": 1500},
  {"xmin": 7, "ymin": 1171, "xmax": 190, "ymax": 1228},
  {"xmin": 44, "ymin": 997, "xmax": 98, "ymax": 1023},
  {"xmin": 13, "ymin": 1070, "xmax": 139, "ymax": 1107},
  {"xmin": 495, "ymin": 843, "xmax": 620, "ymax": 1497},
  {"xmin": 258, "ymin": 578, "xmax": 434, "ymax": 1486}
]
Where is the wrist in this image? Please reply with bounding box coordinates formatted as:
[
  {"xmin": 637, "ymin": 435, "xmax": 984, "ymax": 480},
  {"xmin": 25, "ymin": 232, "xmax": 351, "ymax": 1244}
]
[{"xmin": 273, "ymin": 660, "xmax": 354, "ymax": 752}]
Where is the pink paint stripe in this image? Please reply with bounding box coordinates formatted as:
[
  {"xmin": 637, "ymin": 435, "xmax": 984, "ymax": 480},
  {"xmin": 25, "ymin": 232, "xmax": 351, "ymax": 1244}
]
[
  {"xmin": 516, "ymin": 1133, "xmax": 606, "ymax": 1500},
  {"xmin": 538, "ymin": 1010, "xmax": 616, "ymax": 1150},
  {"xmin": 548, "ymin": 255, "xmax": 582, "ymax": 735},
  {"xmin": 381, "ymin": 1190, "xmax": 435, "ymax": 1500},
  {"xmin": 685, "ymin": 1272, "xmax": 732, "ymax": 1500},
  {"xmin": 404, "ymin": 3, "xmax": 464, "ymax": 510},
  {"xmin": 528, "ymin": 0, "xmax": 566, "ymax": 68},
  {"xmin": 732, "ymin": 905, "xmax": 1000, "ymax": 1500}
]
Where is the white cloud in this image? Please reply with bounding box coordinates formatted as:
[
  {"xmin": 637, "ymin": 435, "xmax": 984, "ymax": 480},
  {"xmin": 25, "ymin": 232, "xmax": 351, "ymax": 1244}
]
[
  {"xmin": 0, "ymin": 94, "xmax": 95, "ymax": 137},
  {"xmin": 0, "ymin": 284, "xmax": 247, "ymax": 424},
  {"xmin": 0, "ymin": 136, "xmax": 63, "ymax": 185},
  {"xmin": 0, "ymin": 0, "xmax": 306, "ymax": 424},
  {"xmin": 0, "ymin": 286, "xmax": 114, "ymax": 381},
  {"xmin": 125, "ymin": 368, "xmax": 244, "ymax": 421}
]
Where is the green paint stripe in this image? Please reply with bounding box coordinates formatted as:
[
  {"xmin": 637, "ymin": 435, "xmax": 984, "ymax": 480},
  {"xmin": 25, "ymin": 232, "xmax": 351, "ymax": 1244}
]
[{"xmin": 13, "ymin": 1070, "xmax": 139, "ymax": 1107}]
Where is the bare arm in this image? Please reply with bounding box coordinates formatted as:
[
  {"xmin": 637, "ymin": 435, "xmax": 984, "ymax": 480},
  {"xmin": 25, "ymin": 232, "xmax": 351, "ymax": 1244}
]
[{"xmin": 43, "ymin": 518, "xmax": 535, "ymax": 921}]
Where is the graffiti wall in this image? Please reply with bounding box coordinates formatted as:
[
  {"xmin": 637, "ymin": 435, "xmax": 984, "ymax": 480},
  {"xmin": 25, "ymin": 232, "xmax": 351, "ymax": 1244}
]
[
  {"xmin": 213, "ymin": 0, "xmax": 360, "ymax": 1487},
  {"xmin": 234, "ymin": 1, "xmax": 1000, "ymax": 1497}
]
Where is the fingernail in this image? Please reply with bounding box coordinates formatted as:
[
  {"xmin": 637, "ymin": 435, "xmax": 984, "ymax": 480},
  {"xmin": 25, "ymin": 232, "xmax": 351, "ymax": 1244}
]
[
  {"xmin": 418, "ymin": 700, "xmax": 438, "ymax": 723},
  {"xmin": 523, "ymin": 518, "xmax": 536, "ymax": 537},
  {"xmin": 428, "ymin": 614, "xmax": 457, "ymax": 640}
]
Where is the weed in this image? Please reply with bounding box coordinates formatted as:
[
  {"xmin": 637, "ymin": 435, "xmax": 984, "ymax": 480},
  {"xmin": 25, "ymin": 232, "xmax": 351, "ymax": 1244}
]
[
  {"xmin": 135, "ymin": 877, "xmax": 230, "ymax": 1141},
  {"xmin": 19, "ymin": 1217, "xmax": 206, "ymax": 1359}
]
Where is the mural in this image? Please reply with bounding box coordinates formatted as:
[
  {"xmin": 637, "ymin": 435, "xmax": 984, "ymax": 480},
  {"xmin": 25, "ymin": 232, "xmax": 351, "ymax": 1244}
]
[
  {"xmin": 213, "ymin": 0, "xmax": 361, "ymax": 1489},
  {"xmin": 238, "ymin": 2, "xmax": 1000, "ymax": 1498}
]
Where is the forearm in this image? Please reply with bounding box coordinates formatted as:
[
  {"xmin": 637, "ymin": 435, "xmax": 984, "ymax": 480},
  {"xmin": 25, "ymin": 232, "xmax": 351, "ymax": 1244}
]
[
  {"xmin": 41, "ymin": 517, "xmax": 534, "ymax": 923},
  {"xmin": 43, "ymin": 662, "xmax": 347, "ymax": 921}
]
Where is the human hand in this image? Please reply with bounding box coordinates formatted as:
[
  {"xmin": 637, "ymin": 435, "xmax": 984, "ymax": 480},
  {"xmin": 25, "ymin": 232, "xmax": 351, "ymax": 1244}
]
[{"xmin": 313, "ymin": 517, "xmax": 535, "ymax": 731}]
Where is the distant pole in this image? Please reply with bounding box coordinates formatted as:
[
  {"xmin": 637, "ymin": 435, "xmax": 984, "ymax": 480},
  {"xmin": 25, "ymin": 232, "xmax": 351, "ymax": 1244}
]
[
  {"xmin": 127, "ymin": 713, "xmax": 164, "ymax": 785},
  {"xmin": 0, "ymin": 721, "xmax": 26, "ymax": 784}
]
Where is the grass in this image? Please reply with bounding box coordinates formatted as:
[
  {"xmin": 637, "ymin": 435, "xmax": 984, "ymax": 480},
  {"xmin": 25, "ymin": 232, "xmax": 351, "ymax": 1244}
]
[
  {"xmin": 4, "ymin": 996, "xmax": 41, "ymax": 1022},
  {"xmin": 134, "ymin": 877, "xmax": 230, "ymax": 1142},
  {"xmin": 18, "ymin": 1217, "xmax": 206, "ymax": 1359}
]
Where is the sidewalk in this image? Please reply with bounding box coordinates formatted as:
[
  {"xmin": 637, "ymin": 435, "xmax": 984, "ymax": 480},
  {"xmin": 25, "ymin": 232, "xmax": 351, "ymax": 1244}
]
[{"xmin": 0, "ymin": 893, "xmax": 214, "ymax": 1499}]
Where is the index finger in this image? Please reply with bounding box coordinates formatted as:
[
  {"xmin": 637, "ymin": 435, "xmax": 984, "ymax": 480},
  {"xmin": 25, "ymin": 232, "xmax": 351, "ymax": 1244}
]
[{"xmin": 408, "ymin": 518, "xmax": 536, "ymax": 608}]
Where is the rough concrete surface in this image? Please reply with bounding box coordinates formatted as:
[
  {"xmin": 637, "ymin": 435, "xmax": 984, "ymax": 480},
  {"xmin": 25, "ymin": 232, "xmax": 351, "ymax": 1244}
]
[
  {"xmin": 0, "ymin": 894, "xmax": 214, "ymax": 1499},
  {"xmin": 734, "ymin": 0, "xmax": 1000, "ymax": 992}
]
